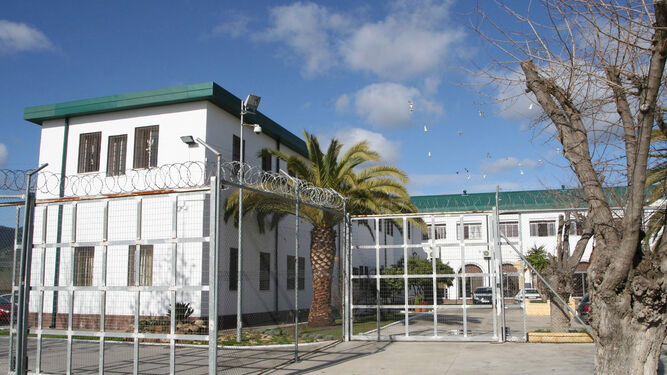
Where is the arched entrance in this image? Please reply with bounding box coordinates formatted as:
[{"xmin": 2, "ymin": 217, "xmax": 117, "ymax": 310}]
[
  {"xmin": 458, "ymin": 264, "xmax": 484, "ymax": 299},
  {"xmin": 502, "ymin": 263, "xmax": 520, "ymax": 297}
]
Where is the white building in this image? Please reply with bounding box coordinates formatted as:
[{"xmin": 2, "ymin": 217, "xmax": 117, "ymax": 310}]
[
  {"xmin": 24, "ymin": 82, "xmax": 324, "ymax": 329},
  {"xmin": 410, "ymin": 188, "xmax": 628, "ymax": 300}
]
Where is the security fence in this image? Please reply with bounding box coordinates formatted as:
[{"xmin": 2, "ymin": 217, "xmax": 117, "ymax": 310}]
[
  {"xmin": 2, "ymin": 159, "xmax": 347, "ymax": 374},
  {"xmin": 344, "ymin": 206, "xmax": 592, "ymax": 343}
]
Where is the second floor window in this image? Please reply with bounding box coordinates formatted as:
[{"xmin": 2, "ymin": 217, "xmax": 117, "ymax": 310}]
[
  {"xmin": 77, "ymin": 132, "xmax": 101, "ymax": 173},
  {"xmin": 530, "ymin": 220, "xmax": 556, "ymax": 237},
  {"xmin": 107, "ymin": 135, "xmax": 127, "ymax": 176},
  {"xmin": 424, "ymin": 224, "xmax": 446, "ymax": 240},
  {"xmin": 499, "ymin": 221, "xmax": 519, "ymax": 238},
  {"xmin": 133, "ymin": 126, "xmax": 159, "ymax": 169},
  {"xmin": 457, "ymin": 223, "xmax": 482, "ymax": 240}
]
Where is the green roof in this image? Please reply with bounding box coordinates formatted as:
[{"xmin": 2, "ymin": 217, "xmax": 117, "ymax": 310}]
[
  {"xmin": 411, "ymin": 187, "xmax": 628, "ymax": 213},
  {"xmin": 24, "ymin": 82, "xmax": 308, "ymax": 157}
]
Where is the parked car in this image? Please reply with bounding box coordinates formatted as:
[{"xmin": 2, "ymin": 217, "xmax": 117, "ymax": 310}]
[
  {"xmin": 513, "ymin": 288, "xmax": 542, "ymax": 302},
  {"xmin": 472, "ymin": 287, "xmax": 493, "ymax": 304},
  {"xmin": 577, "ymin": 294, "xmax": 591, "ymax": 324},
  {"xmin": 0, "ymin": 294, "xmax": 16, "ymax": 325}
]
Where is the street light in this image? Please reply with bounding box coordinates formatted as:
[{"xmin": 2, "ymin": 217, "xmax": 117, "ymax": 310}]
[{"xmin": 237, "ymin": 94, "xmax": 261, "ymax": 343}]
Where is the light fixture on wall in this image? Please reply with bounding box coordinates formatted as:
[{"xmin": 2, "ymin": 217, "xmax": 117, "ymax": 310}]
[{"xmin": 180, "ymin": 135, "xmax": 197, "ymax": 147}]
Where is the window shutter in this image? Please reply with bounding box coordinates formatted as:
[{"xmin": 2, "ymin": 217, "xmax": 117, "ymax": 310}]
[
  {"xmin": 107, "ymin": 135, "xmax": 127, "ymax": 176},
  {"xmin": 78, "ymin": 133, "xmax": 101, "ymax": 173}
]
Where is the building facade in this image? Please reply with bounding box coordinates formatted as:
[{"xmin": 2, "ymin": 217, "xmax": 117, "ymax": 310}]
[{"xmin": 24, "ymin": 82, "xmax": 324, "ymax": 328}]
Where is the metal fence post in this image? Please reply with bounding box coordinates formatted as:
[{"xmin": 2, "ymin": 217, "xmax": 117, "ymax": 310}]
[
  {"xmin": 15, "ymin": 163, "xmax": 47, "ymax": 375},
  {"xmin": 209, "ymin": 176, "xmax": 219, "ymax": 375},
  {"xmin": 294, "ymin": 198, "xmax": 300, "ymax": 362}
]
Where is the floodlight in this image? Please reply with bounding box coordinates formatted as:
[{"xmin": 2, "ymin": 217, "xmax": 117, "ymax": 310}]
[
  {"xmin": 180, "ymin": 135, "xmax": 196, "ymax": 146},
  {"xmin": 243, "ymin": 94, "xmax": 261, "ymax": 113}
]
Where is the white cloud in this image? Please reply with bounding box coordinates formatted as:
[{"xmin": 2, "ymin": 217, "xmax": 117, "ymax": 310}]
[
  {"xmin": 480, "ymin": 157, "xmax": 538, "ymax": 174},
  {"xmin": 337, "ymin": 82, "xmax": 443, "ymax": 128},
  {"xmin": 319, "ymin": 128, "xmax": 401, "ymax": 164},
  {"xmin": 212, "ymin": 12, "xmax": 251, "ymax": 38},
  {"xmin": 257, "ymin": 1, "xmax": 464, "ymax": 79},
  {"xmin": 341, "ymin": 1, "xmax": 463, "ymax": 80},
  {"xmin": 0, "ymin": 20, "xmax": 53, "ymax": 54},
  {"xmin": 0, "ymin": 143, "xmax": 7, "ymax": 166},
  {"xmin": 262, "ymin": 2, "xmax": 350, "ymax": 76}
]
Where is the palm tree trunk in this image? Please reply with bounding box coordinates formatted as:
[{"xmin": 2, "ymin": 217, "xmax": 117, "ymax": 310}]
[{"xmin": 308, "ymin": 225, "xmax": 336, "ymax": 327}]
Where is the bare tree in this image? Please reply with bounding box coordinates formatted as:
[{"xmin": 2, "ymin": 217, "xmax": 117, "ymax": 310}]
[
  {"xmin": 542, "ymin": 212, "xmax": 593, "ymax": 332},
  {"xmin": 473, "ymin": 1, "xmax": 666, "ymax": 373}
]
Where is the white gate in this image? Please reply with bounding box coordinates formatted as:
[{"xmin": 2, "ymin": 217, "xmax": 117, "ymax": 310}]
[{"xmin": 343, "ymin": 211, "xmax": 527, "ymax": 342}]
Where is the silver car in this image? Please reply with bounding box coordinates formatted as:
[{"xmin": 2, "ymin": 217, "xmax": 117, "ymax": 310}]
[{"xmin": 513, "ymin": 288, "xmax": 541, "ymax": 302}]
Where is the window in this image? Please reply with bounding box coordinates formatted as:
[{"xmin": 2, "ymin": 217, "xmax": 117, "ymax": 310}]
[
  {"xmin": 259, "ymin": 252, "xmax": 271, "ymax": 291},
  {"xmin": 261, "ymin": 154, "xmax": 272, "ymax": 172},
  {"xmin": 229, "ymin": 248, "xmax": 238, "ymax": 291},
  {"xmin": 107, "ymin": 135, "xmax": 127, "ymax": 176},
  {"xmin": 530, "ymin": 220, "xmax": 556, "ymax": 237},
  {"xmin": 73, "ymin": 247, "xmax": 95, "ymax": 286},
  {"xmin": 77, "ymin": 132, "xmax": 101, "ymax": 173},
  {"xmin": 378, "ymin": 219, "xmax": 382, "ymax": 232},
  {"xmin": 287, "ymin": 255, "xmax": 305, "ymax": 290},
  {"xmin": 385, "ymin": 220, "xmax": 394, "ymax": 236},
  {"xmin": 127, "ymin": 245, "xmax": 153, "ymax": 286},
  {"xmin": 133, "ymin": 126, "xmax": 159, "ymax": 169},
  {"xmin": 407, "ymin": 223, "xmax": 412, "ymax": 239},
  {"xmin": 568, "ymin": 221, "xmax": 584, "ymax": 236},
  {"xmin": 232, "ymin": 135, "xmax": 246, "ymax": 176},
  {"xmin": 499, "ymin": 221, "xmax": 519, "ymax": 238},
  {"xmin": 424, "ymin": 224, "xmax": 446, "ymax": 240},
  {"xmin": 457, "ymin": 223, "xmax": 482, "ymax": 240}
]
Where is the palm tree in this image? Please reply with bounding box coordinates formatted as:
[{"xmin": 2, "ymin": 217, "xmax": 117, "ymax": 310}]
[{"xmin": 224, "ymin": 131, "xmax": 417, "ymax": 327}]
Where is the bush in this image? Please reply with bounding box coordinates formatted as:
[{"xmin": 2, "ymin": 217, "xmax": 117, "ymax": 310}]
[{"xmin": 167, "ymin": 302, "xmax": 194, "ymax": 323}]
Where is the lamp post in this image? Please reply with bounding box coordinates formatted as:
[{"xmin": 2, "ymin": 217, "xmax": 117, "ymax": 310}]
[{"xmin": 237, "ymin": 94, "xmax": 261, "ymax": 343}]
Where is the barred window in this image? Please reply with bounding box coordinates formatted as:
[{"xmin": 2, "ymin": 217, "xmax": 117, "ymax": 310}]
[
  {"xmin": 77, "ymin": 132, "xmax": 101, "ymax": 173},
  {"xmin": 73, "ymin": 247, "xmax": 95, "ymax": 286},
  {"xmin": 127, "ymin": 245, "xmax": 153, "ymax": 286},
  {"xmin": 385, "ymin": 220, "xmax": 394, "ymax": 236},
  {"xmin": 107, "ymin": 135, "xmax": 127, "ymax": 176},
  {"xmin": 530, "ymin": 220, "xmax": 556, "ymax": 237},
  {"xmin": 133, "ymin": 126, "xmax": 159, "ymax": 169},
  {"xmin": 457, "ymin": 223, "xmax": 482, "ymax": 240},
  {"xmin": 287, "ymin": 255, "xmax": 305, "ymax": 290},
  {"xmin": 229, "ymin": 248, "xmax": 238, "ymax": 291},
  {"xmin": 259, "ymin": 252, "xmax": 271, "ymax": 291},
  {"xmin": 499, "ymin": 221, "xmax": 519, "ymax": 238},
  {"xmin": 261, "ymin": 154, "xmax": 271, "ymax": 172},
  {"xmin": 425, "ymin": 224, "xmax": 447, "ymax": 240},
  {"xmin": 407, "ymin": 222, "xmax": 411, "ymax": 239}
]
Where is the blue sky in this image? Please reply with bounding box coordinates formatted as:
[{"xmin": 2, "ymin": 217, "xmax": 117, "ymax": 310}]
[{"xmin": 0, "ymin": 1, "xmax": 576, "ymax": 199}]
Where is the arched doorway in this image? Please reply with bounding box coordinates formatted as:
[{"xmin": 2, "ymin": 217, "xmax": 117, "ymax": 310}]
[
  {"xmin": 502, "ymin": 263, "xmax": 520, "ymax": 298},
  {"xmin": 458, "ymin": 264, "xmax": 484, "ymax": 299}
]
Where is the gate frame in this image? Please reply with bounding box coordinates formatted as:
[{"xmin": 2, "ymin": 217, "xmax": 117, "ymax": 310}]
[
  {"xmin": 344, "ymin": 210, "xmax": 516, "ymax": 342},
  {"xmin": 10, "ymin": 182, "xmax": 218, "ymax": 375}
]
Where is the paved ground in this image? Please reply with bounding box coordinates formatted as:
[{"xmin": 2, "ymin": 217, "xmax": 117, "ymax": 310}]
[{"xmin": 2, "ymin": 336, "xmax": 665, "ymax": 374}]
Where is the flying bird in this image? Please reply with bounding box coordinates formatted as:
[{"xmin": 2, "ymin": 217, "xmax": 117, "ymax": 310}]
[
  {"xmin": 458, "ymin": 130, "xmax": 463, "ymax": 136},
  {"xmin": 428, "ymin": 151, "xmax": 432, "ymax": 158},
  {"xmin": 486, "ymin": 152, "xmax": 491, "ymax": 159},
  {"xmin": 478, "ymin": 110, "xmax": 483, "ymax": 117},
  {"xmin": 529, "ymin": 103, "xmax": 534, "ymax": 110},
  {"xmin": 408, "ymin": 101, "xmax": 414, "ymax": 113},
  {"xmin": 520, "ymin": 170, "xmax": 524, "ymax": 175},
  {"xmin": 424, "ymin": 125, "xmax": 428, "ymax": 132}
]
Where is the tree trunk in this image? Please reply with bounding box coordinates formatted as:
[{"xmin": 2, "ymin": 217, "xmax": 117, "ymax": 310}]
[
  {"xmin": 308, "ymin": 225, "xmax": 336, "ymax": 327},
  {"xmin": 594, "ymin": 308, "xmax": 666, "ymax": 375}
]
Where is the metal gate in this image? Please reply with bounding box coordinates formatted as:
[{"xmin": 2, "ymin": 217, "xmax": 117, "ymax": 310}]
[
  {"xmin": 7, "ymin": 182, "xmax": 219, "ymax": 375},
  {"xmin": 343, "ymin": 210, "xmax": 527, "ymax": 342}
]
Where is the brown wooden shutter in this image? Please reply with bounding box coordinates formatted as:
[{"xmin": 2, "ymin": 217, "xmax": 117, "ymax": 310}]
[
  {"xmin": 107, "ymin": 135, "xmax": 127, "ymax": 176},
  {"xmin": 78, "ymin": 132, "xmax": 101, "ymax": 173},
  {"xmin": 133, "ymin": 126, "xmax": 159, "ymax": 169}
]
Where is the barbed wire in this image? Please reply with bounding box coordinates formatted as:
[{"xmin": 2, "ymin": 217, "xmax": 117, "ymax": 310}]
[
  {"xmin": 219, "ymin": 161, "xmax": 345, "ymax": 210},
  {"xmin": 0, "ymin": 161, "xmax": 345, "ymax": 210}
]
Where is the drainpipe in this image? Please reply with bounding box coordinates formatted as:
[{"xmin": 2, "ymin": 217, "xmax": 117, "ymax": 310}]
[
  {"xmin": 274, "ymin": 139, "xmax": 280, "ymax": 317},
  {"xmin": 51, "ymin": 117, "xmax": 69, "ymax": 328}
]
